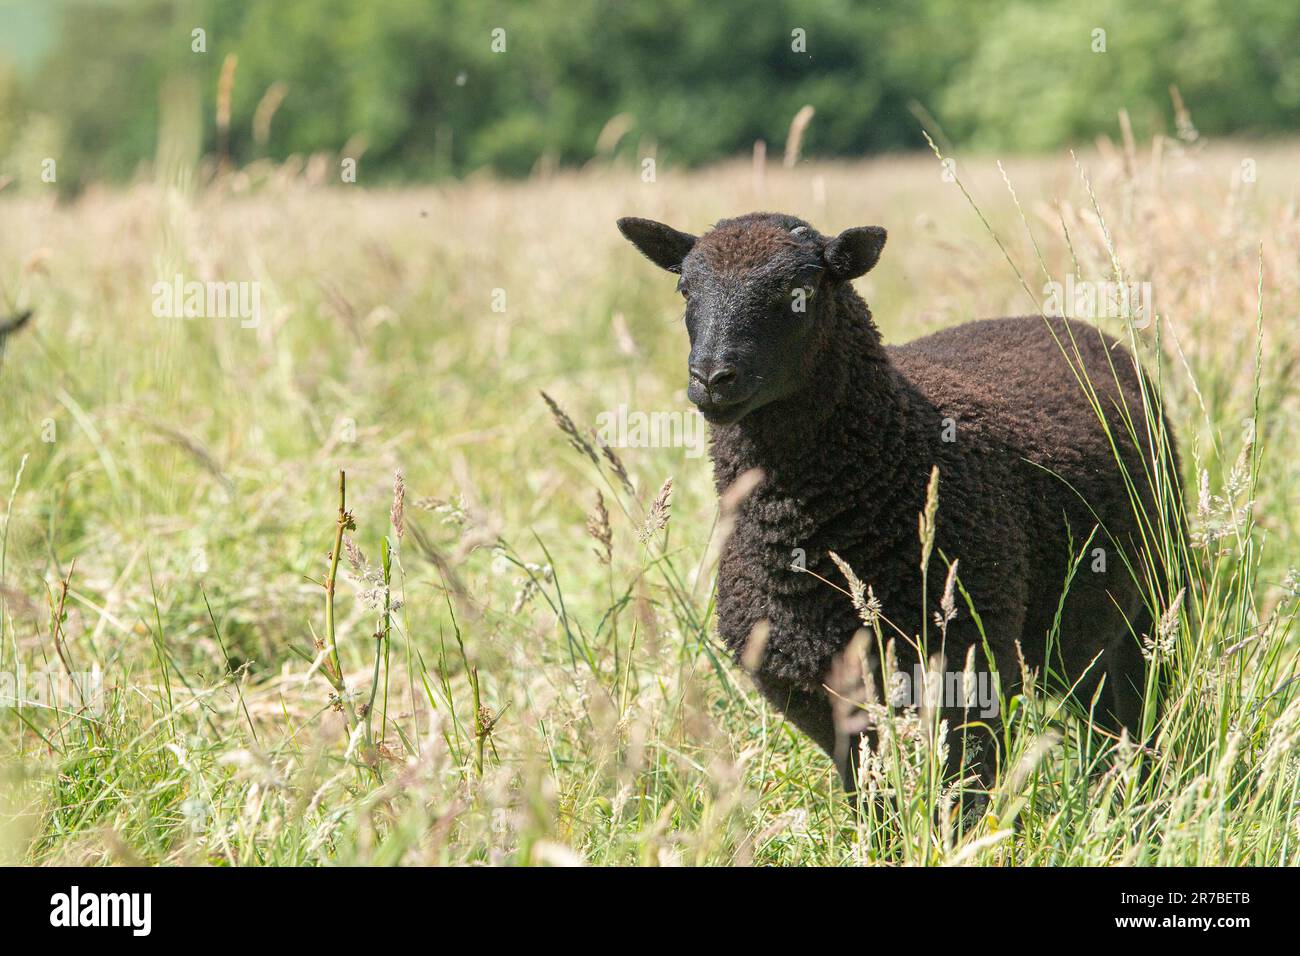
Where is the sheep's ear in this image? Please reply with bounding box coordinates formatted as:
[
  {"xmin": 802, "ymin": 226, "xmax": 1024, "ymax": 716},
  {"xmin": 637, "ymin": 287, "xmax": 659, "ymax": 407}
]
[
  {"xmin": 617, "ymin": 217, "xmax": 697, "ymax": 274},
  {"xmin": 823, "ymin": 226, "xmax": 887, "ymax": 280}
]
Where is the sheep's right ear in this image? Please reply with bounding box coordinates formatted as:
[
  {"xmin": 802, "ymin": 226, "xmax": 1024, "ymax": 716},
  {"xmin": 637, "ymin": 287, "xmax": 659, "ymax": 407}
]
[
  {"xmin": 617, "ymin": 217, "xmax": 697, "ymax": 274},
  {"xmin": 823, "ymin": 226, "xmax": 887, "ymax": 280}
]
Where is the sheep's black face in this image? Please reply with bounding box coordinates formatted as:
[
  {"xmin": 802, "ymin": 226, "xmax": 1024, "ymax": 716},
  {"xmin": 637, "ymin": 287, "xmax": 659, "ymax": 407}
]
[
  {"xmin": 617, "ymin": 213, "xmax": 886, "ymax": 425},
  {"xmin": 676, "ymin": 234, "xmax": 827, "ymax": 424}
]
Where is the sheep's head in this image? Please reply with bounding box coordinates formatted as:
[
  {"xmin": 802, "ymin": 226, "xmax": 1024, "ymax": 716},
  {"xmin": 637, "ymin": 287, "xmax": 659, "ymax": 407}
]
[{"xmin": 617, "ymin": 212, "xmax": 885, "ymax": 425}]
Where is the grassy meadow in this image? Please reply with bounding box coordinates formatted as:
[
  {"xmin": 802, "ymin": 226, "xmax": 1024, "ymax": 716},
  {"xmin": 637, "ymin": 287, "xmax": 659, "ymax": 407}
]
[{"xmin": 1, "ymin": 132, "xmax": 1297, "ymax": 865}]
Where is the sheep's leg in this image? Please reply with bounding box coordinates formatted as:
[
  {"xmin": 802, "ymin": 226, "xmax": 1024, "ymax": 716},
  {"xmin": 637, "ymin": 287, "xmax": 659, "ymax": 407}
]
[
  {"xmin": 942, "ymin": 704, "xmax": 1001, "ymax": 826},
  {"xmin": 1042, "ymin": 573, "xmax": 1156, "ymax": 740},
  {"xmin": 1103, "ymin": 610, "xmax": 1151, "ymax": 739},
  {"xmin": 835, "ymin": 708, "xmax": 998, "ymax": 826},
  {"xmin": 748, "ymin": 671, "xmax": 885, "ymax": 797},
  {"xmin": 748, "ymin": 672, "xmax": 839, "ymax": 765}
]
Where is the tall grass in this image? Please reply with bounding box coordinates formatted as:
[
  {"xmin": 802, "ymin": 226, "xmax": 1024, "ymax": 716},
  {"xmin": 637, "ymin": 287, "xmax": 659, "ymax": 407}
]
[{"xmin": 0, "ymin": 130, "xmax": 1296, "ymax": 864}]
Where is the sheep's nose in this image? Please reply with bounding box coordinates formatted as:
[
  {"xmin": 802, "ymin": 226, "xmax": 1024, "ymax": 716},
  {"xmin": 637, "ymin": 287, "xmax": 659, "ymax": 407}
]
[
  {"xmin": 690, "ymin": 363, "xmax": 738, "ymax": 390},
  {"xmin": 707, "ymin": 365, "xmax": 737, "ymax": 390}
]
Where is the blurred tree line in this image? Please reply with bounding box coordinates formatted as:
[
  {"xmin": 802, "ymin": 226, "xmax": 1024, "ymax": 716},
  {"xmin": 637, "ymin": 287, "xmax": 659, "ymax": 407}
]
[{"xmin": 1, "ymin": 0, "xmax": 1298, "ymax": 189}]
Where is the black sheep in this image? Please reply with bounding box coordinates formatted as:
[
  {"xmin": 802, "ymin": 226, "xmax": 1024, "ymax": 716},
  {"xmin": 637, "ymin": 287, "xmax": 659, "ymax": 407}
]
[{"xmin": 617, "ymin": 211, "xmax": 1178, "ymax": 791}]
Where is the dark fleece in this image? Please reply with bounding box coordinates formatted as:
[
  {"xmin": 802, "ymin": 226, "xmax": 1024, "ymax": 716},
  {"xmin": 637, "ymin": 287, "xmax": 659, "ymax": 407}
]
[{"xmin": 708, "ymin": 256, "xmax": 1178, "ymax": 786}]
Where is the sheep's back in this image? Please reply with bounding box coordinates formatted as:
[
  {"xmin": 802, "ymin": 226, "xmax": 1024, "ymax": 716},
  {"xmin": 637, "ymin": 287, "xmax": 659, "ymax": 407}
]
[{"xmin": 887, "ymin": 315, "xmax": 1160, "ymax": 476}]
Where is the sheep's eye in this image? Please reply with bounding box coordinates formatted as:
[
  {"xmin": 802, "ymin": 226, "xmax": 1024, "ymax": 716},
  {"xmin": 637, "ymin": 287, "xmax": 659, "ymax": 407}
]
[
  {"xmin": 676, "ymin": 278, "xmax": 691, "ymax": 301},
  {"xmin": 785, "ymin": 268, "xmax": 822, "ymax": 308},
  {"xmin": 786, "ymin": 284, "xmax": 816, "ymax": 314}
]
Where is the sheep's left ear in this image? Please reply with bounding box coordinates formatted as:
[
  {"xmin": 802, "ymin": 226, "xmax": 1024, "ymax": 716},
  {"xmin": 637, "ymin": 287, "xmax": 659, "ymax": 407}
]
[
  {"xmin": 617, "ymin": 217, "xmax": 697, "ymax": 274},
  {"xmin": 823, "ymin": 226, "xmax": 886, "ymax": 280}
]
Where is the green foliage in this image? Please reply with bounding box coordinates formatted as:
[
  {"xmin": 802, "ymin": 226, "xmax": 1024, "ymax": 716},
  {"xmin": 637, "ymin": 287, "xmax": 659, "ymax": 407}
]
[
  {"xmin": 941, "ymin": 0, "xmax": 1300, "ymax": 149},
  {"xmin": 2, "ymin": 0, "xmax": 1298, "ymax": 184}
]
